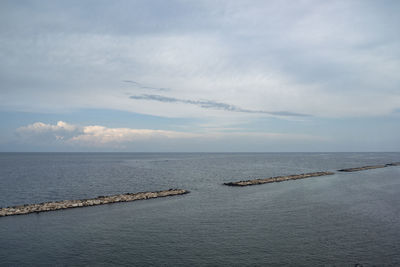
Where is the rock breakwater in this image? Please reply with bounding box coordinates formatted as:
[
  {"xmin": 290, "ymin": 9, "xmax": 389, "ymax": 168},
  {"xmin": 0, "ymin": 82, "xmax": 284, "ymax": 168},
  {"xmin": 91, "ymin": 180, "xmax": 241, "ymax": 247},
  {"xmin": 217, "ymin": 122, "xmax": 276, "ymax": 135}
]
[
  {"xmin": 224, "ymin": 171, "xmax": 335, "ymax": 187},
  {"xmin": 338, "ymin": 162, "xmax": 400, "ymax": 172},
  {"xmin": 0, "ymin": 189, "xmax": 189, "ymax": 217}
]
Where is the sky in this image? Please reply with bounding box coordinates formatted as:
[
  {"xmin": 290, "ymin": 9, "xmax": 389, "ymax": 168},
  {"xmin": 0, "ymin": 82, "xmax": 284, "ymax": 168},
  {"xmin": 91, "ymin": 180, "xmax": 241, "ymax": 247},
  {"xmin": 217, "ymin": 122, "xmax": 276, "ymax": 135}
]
[{"xmin": 0, "ymin": 0, "xmax": 399, "ymax": 152}]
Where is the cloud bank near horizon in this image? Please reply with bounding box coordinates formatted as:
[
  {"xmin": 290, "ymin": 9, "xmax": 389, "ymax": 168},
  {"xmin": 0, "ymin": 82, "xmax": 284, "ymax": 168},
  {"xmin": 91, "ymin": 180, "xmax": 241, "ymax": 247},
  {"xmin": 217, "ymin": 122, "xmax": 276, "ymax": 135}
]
[{"xmin": 15, "ymin": 121, "xmax": 324, "ymax": 150}]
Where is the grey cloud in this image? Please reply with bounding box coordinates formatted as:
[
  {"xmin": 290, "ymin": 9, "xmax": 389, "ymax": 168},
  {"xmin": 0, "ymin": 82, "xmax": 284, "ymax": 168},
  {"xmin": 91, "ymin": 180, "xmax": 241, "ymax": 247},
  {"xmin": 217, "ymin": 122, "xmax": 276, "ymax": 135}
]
[
  {"xmin": 130, "ymin": 94, "xmax": 309, "ymax": 117},
  {"xmin": 1, "ymin": 0, "xmax": 399, "ymax": 118},
  {"xmin": 0, "ymin": 0, "xmax": 214, "ymax": 37},
  {"xmin": 123, "ymin": 80, "xmax": 170, "ymax": 91}
]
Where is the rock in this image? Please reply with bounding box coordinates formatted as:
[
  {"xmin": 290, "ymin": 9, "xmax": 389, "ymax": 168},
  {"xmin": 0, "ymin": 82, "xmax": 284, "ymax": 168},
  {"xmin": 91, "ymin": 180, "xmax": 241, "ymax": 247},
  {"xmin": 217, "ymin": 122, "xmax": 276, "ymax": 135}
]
[
  {"xmin": 224, "ymin": 171, "xmax": 335, "ymax": 187},
  {"xmin": 0, "ymin": 189, "xmax": 189, "ymax": 217},
  {"xmin": 338, "ymin": 165, "xmax": 386, "ymax": 172}
]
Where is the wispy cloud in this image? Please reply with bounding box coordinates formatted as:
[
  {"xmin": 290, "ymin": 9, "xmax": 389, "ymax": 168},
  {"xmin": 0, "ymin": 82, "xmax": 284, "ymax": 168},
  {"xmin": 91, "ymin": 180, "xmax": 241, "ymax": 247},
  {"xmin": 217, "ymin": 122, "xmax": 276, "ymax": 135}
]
[
  {"xmin": 123, "ymin": 80, "xmax": 170, "ymax": 91},
  {"xmin": 130, "ymin": 94, "xmax": 309, "ymax": 117}
]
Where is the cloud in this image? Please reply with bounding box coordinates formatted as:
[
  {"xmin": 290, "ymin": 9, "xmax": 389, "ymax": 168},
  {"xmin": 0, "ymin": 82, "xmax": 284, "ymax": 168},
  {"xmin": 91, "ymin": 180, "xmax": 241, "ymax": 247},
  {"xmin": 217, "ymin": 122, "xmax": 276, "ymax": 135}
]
[
  {"xmin": 1, "ymin": 0, "xmax": 399, "ymax": 120},
  {"xmin": 123, "ymin": 80, "xmax": 170, "ymax": 91},
  {"xmin": 17, "ymin": 121, "xmax": 197, "ymax": 147},
  {"xmin": 69, "ymin": 125, "xmax": 198, "ymax": 146},
  {"xmin": 130, "ymin": 94, "xmax": 309, "ymax": 117},
  {"xmin": 15, "ymin": 121, "xmax": 325, "ymax": 149},
  {"xmin": 17, "ymin": 121, "xmax": 78, "ymax": 133}
]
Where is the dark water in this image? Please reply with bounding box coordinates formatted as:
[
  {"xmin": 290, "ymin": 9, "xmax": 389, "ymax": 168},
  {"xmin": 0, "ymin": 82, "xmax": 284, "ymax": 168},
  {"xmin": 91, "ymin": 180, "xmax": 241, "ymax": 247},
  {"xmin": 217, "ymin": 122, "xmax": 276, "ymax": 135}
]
[{"xmin": 0, "ymin": 152, "xmax": 400, "ymax": 266}]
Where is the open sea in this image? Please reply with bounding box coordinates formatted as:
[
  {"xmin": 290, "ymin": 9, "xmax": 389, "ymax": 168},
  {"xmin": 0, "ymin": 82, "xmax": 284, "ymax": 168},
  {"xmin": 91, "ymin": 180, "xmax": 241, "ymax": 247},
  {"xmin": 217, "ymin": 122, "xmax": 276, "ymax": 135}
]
[{"xmin": 0, "ymin": 152, "xmax": 400, "ymax": 266}]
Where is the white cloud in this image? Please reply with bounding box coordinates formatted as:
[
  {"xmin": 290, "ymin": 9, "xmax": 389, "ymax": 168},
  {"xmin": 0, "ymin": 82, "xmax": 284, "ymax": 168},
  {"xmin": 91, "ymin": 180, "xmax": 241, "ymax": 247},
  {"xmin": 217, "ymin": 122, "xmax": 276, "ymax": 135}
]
[
  {"xmin": 17, "ymin": 121, "xmax": 78, "ymax": 133},
  {"xmin": 69, "ymin": 125, "xmax": 199, "ymax": 146},
  {"xmin": 16, "ymin": 121, "xmax": 326, "ymax": 149}
]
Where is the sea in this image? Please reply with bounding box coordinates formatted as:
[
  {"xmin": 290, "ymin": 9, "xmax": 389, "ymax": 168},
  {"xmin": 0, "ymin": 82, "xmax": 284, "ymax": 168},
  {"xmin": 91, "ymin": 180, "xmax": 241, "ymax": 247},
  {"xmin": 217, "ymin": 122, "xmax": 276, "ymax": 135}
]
[{"xmin": 0, "ymin": 152, "xmax": 400, "ymax": 266}]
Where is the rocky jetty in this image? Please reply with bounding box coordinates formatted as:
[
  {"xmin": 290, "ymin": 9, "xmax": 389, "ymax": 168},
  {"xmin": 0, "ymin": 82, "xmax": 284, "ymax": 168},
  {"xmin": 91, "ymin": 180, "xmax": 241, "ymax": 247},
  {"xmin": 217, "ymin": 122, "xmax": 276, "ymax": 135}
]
[
  {"xmin": 0, "ymin": 189, "xmax": 189, "ymax": 217},
  {"xmin": 338, "ymin": 162, "xmax": 400, "ymax": 172},
  {"xmin": 224, "ymin": 171, "xmax": 335, "ymax": 187}
]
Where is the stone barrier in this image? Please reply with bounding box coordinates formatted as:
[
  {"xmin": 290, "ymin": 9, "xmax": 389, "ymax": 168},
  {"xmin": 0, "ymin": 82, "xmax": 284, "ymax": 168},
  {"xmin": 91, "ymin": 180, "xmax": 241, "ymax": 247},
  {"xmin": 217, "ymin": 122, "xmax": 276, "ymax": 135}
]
[
  {"xmin": 0, "ymin": 189, "xmax": 189, "ymax": 217},
  {"xmin": 338, "ymin": 162, "xmax": 400, "ymax": 172},
  {"xmin": 224, "ymin": 171, "xmax": 335, "ymax": 187}
]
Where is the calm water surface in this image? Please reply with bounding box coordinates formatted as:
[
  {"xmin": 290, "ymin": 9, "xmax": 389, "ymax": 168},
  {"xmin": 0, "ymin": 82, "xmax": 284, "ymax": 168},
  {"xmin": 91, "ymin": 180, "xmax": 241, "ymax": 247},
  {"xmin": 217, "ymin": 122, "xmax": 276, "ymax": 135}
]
[{"xmin": 0, "ymin": 153, "xmax": 400, "ymax": 266}]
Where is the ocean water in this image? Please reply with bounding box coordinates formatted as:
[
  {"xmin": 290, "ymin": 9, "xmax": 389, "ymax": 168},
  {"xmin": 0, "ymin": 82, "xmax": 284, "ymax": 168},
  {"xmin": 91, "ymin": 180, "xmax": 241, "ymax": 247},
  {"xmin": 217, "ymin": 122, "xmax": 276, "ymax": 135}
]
[{"xmin": 0, "ymin": 152, "xmax": 400, "ymax": 266}]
